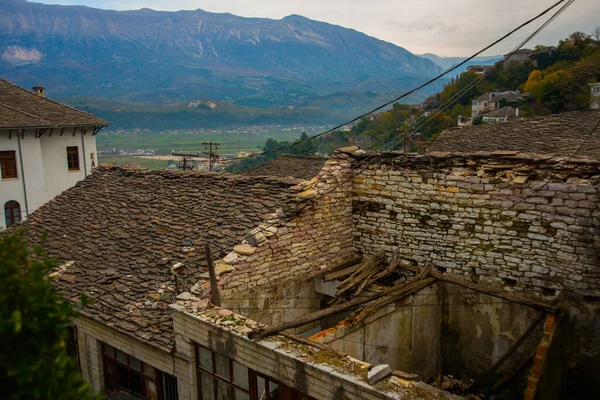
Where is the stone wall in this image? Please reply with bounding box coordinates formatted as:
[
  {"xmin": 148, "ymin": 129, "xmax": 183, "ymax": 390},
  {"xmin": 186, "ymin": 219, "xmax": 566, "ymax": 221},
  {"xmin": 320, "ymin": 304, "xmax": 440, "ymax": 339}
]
[
  {"xmin": 213, "ymin": 154, "xmax": 358, "ymax": 325},
  {"xmin": 350, "ymin": 152, "xmax": 600, "ymax": 297}
]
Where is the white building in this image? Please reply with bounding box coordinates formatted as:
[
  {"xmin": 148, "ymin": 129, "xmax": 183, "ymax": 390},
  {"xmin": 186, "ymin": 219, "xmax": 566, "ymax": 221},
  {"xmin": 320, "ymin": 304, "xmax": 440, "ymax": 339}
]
[{"xmin": 0, "ymin": 79, "xmax": 109, "ymax": 229}]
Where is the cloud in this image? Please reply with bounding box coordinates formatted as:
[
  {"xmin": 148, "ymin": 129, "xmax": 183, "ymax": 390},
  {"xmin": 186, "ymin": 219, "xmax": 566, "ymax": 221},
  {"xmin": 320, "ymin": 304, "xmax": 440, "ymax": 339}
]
[
  {"xmin": 385, "ymin": 19, "xmax": 458, "ymax": 35},
  {"xmin": 1, "ymin": 46, "xmax": 43, "ymax": 65}
]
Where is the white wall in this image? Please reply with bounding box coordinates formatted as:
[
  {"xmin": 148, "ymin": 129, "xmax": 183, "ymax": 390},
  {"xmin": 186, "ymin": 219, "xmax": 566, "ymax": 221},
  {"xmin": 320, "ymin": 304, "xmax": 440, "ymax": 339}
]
[
  {"xmin": 0, "ymin": 128, "xmax": 98, "ymax": 230},
  {"xmin": 39, "ymin": 128, "xmax": 97, "ymax": 200},
  {"xmin": 0, "ymin": 129, "xmax": 46, "ymax": 229}
]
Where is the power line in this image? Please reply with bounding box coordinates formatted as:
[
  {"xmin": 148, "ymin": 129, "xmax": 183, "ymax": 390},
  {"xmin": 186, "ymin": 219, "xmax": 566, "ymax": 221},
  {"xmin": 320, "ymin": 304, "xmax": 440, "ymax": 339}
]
[{"xmin": 225, "ymin": 0, "xmax": 570, "ymax": 162}]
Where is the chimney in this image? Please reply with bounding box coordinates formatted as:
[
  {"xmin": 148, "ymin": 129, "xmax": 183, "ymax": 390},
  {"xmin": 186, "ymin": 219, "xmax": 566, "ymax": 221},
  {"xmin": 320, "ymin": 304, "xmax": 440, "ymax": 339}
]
[
  {"xmin": 515, "ymin": 107, "xmax": 519, "ymax": 117},
  {"xmin": 590, "ymin": 83, "xmax": 600, "ymax": 110},
  {"xmin": 32, "ymin": 86, "xmax": 45, "ymax": 97}
]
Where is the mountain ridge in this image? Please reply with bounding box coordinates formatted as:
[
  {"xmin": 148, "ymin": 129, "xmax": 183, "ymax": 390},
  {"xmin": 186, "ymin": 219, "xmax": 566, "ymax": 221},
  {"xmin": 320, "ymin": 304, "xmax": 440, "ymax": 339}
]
[{"xmin": 0, "ymin": 0, "xmax": 442, "ymax": 109}]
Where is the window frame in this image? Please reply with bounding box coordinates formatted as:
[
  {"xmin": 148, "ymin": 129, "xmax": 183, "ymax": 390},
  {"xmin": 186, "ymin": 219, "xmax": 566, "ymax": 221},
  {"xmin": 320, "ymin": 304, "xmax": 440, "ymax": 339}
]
[
  {"xmin": 101, "ymin": 343, "xmax": 158, "ymax": 399},
  {"xmin": 66, "ymin": 146, "xmax": 80, "ymax": 171},
  {"xmin": 4, "ymin": 200, "xmax": 21, "ymax": 227},
  {"xmin": 0, "ymin": 150, "xmax": 18, "ymax": 179},
  {"xmin": 195, "ymin": 344, "xmax": 313, "ymax": 400},
  {"xmin": 66, "ymin": 326, "xmax": 81, "ymax": 371}
]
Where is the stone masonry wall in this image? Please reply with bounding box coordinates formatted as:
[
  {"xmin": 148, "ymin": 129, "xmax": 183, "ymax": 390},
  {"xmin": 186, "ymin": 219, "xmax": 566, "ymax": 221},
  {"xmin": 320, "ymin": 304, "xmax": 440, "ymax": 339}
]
[
  {"xmin": 350, "ymin": 151, "xmax": 600, "ymax": 297},
  {"xmin": 210, "ymin": 153, "xmax": 357, "ymax": 325}
]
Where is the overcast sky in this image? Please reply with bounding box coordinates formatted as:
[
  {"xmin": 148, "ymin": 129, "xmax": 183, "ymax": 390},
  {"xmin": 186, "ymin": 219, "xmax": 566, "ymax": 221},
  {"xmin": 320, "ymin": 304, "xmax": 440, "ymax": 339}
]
[{"xmin": 35, "ymin": 0, "xmax": 599, "ymax": 56}]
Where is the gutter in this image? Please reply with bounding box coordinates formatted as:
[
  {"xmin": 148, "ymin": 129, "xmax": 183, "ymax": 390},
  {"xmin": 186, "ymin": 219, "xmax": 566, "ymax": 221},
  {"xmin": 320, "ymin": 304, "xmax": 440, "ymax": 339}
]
[{"xmin": 16, "ymin": 133, "xmax": 30, "ymax": 218}]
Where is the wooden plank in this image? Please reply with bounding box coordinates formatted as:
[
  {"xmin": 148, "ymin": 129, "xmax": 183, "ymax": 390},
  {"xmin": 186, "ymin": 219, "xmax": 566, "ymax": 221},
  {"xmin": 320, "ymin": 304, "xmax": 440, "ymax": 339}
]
[
  {"xmin": 397, "ymin": 262, "xmax": 559, "ymax": 313},
  {"xmin": 324, "ymin": 265, "xmax": 360, "ymax": 281},
  {"xmin": 301, "ymin": 255, "xmax": 363, "ymax": 282},
  {"xmin": 391, "ymin": 370, "xmax": 420, "ymax": 381},
  {"xmin": 467, "ymin": 312, "xmax": 546, "ymax": 393},
  {"xmin": 249, "ymin": 278, "xmax": 435, "ymax": 340},
  {"xmin": 349, "ymin": 278, "xmax": 437, "ymax": 325},
  {"xmin": 204, "ymin": 243, "xmax": 221, "ymax": 307}
]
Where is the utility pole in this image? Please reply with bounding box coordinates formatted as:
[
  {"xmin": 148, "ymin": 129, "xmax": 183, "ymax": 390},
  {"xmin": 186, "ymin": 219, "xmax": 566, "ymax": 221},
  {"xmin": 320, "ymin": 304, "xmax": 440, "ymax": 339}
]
[{"xmin": 202, "ymin": 142, "xmax": 220, "ymax": 171}]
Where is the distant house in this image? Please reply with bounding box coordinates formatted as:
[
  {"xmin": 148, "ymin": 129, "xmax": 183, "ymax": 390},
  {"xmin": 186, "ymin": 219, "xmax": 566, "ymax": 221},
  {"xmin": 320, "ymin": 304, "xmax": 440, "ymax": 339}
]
[
  {"xmin": 422, "ymin": 95, "xmax": 441, "ymax": 111},
  {"xmin": 466, "ymin": 65, "xmax": 492, "ymax": 75},
  {"xmin": 471, "ymin": 91, "xmax": 523, "ymax": 117},
  {"xmin": 457, "ymin": 115, "xmax": 473, "ymax": 126},
  {"xmin": 481, "ymin": 106, "xmax": 519, "ymax": 123},
  {"xmin": 503, "ymin": 48, "xmax": 533, "ymax": 63},
  {"xmin": 0, "ymin": 78, "xmax": 109, "ymax": 230}
]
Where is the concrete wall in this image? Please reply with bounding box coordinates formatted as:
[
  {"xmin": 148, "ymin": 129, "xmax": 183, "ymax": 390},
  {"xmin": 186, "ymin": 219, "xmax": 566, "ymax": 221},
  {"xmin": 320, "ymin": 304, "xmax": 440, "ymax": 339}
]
[
  {"xmin": 74, "ymin": 314, "xmax": 193, "ymax": 399},
  {"xmin": 315, "ymin": 285, "xmax": 442, "ymax": 382},
  {"xmin": 171, "ymin": 304, "xmax": 457, "ymax": 400},
  {"xmin": 441, "ymin": 286, "xmax": 540, "ymax": 379},
  {"xmin": 0, "ymin": 128, "xmax": 98, "ymax": 229}
]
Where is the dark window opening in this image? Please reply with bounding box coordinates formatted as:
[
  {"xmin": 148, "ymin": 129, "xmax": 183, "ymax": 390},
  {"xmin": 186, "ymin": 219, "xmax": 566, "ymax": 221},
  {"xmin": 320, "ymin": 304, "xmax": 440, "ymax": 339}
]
[
  {"xmin": 0, "ymin": 150, "xmax": 18, "ymax": 179},
  {"xmin": 102, "ymin": 342, "xmax": 177, "ymax": 400},
  {"xmin": 67, "ymin": 146, "xmax": 80, "ymax": 171},
  {"xmin": 195, "ymin": 344, "xmax": 313, "ymax": 400},
  {"xmin": 66, "ymin": 326, "xmax": 81, "ymax": 371},
  {"xmin": 4, "ymin": 200, "xmax": 21, "ymax": 227}
]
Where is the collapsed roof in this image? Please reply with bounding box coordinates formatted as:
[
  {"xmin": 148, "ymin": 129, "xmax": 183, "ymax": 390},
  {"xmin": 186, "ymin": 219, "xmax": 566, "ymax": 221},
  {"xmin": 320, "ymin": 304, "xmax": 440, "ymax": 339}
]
[{"xmin": 15, "ymin": 166, "xmax": 301, "ymax": 350}]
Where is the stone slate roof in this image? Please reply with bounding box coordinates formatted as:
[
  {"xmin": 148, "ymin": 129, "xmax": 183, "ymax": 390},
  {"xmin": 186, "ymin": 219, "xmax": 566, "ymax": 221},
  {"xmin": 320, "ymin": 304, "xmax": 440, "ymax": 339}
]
[
  {"xmin": 15, "ymin": 166, "xmax": 299, "ymax": 351},
  {"xmin": 430, "ymin": 110, "xmax": 600, "ymax": 160},
  {"xmin": 0, "ymin": 78, "xmax": 109, "ymax": 129},
  {"xmin": 242, "ymin": 154, "xmax": 328, "ymax": 180},
  {"xmin": 483, "ymin": 106, "xmax": 518, "ymax": 118},
  {"xmin": 473, "ymin": 91, "xmax": 521, "ymax": 103}
]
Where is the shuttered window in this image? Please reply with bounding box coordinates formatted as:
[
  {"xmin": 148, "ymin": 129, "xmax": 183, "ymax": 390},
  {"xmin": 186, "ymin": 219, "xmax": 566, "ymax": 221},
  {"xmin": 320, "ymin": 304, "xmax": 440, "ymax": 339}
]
[
  {"xmin": 0, "ymin": 151, "xmax": 18, "ymax": 179},
  {"xmin": 67, "ymin": 146, "xmax": 80, "ymax": 171},
  {"xmin": 4, "ymin": 201, "xmax": 21, "ymax": 227}
]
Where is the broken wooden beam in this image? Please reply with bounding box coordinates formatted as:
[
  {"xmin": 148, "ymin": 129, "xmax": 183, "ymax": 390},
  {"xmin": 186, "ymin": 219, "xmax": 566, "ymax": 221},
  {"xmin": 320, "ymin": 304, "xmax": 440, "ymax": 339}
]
[
  {"xmin": 204, "ymin": 243, "xmax": 221, "ymax": 307},
  {"xmin": 335, "ymin": 251, "xmax": 386, "ymax": 298},
  {"xmin": 301, "ymin": 255, "xmax": 363, "ymax": 282},
  {"xmin": 397, "ymin": 263, "xmax": 559, "ymax": 313},
  {"xmin": 349, "ymin": 278, "xmax": 437, "ymax": 325},
  {"xmin": 279, "ymin": 331, "xmax": 347, "ymax": 358},
  {"xmin": 467, "ymin": 312, "xmax": 546, "ymax": 393},
  {"xmin": 324, "ymin": 264, "xmax": 361, "ymax": 281},
  {"xmin": 249, "ymin": 277, "xmax": 435, "ymax": 340},
  {"xmin": 391, "ymin": 370, "xmax": 420, "ymax": 381}
]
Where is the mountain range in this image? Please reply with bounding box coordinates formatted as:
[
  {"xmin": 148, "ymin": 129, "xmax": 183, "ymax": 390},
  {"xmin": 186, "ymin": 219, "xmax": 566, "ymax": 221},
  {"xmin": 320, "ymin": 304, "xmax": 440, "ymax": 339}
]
[
  {"xmin": 418, "ymin": 53, "xmax": 503, "ymax": 74},
  {"xmin": 0, "ymin": 0, "xmax": 444, "ymax": 121}
]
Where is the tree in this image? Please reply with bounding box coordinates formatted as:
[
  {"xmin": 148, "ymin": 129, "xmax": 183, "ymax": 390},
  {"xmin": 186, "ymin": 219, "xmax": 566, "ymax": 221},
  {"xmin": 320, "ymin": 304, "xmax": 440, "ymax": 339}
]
[{"xmin": 0, "ymin": 233, "xmax": 97, "ymax": 400}]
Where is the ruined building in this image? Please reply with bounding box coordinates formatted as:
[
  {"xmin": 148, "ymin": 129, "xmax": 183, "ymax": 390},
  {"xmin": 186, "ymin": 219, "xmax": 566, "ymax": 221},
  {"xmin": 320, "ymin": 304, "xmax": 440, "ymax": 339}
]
[{"xmin": 13, "ymin": 109, "xmax": 600, "ymax": 400}]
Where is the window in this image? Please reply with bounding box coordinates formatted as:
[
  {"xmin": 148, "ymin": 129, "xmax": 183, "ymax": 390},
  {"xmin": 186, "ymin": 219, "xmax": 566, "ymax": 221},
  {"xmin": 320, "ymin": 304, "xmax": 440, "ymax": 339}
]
[
  {"xmin": 66, "ymin": 326, "xmax": 81, "ymax": 371},
  {"xmin": 4, "ymin": 201, "xmax": 21, "ymax": 227},
  {"xmin": 103, "ymin": 343, "xmax": 159, "ymax": 399},
  {"xmin": 196, "ymin": 345, "xmax": 312, "ymax": 400},
  {"xmin": 0, "ymin": 150, "xmax": 18, "ymax": 179},
  {"xmin": 67, "ymin": 146, "xmax": 80, "ymax": 171}
]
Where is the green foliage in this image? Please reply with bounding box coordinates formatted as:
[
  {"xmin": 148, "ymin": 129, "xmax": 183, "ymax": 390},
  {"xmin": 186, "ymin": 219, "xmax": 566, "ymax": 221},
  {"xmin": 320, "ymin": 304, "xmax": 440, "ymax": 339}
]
[
  {"xmin": 0, "ymin": 234, "xmax": 97, "ymax": 400},
  {"xmin": 226, "ymin": 131, "xmax": 320, "ymax": 172}
]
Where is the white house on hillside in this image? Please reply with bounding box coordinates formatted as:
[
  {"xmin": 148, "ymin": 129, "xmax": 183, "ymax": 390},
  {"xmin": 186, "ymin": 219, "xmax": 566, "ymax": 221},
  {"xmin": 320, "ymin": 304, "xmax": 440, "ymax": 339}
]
[{"xmin": 0, "ymin": 78, "xmax": 109, "ymax": 229}]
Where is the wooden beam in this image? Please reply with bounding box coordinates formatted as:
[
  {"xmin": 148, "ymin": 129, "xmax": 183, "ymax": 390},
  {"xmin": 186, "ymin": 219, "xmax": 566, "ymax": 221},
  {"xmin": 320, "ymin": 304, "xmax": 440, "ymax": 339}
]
[
  {"xmin": 204, "ymin": 243, "xmax": 221, "ymax": 307},
  {"xmin": 467, "ymin": 312, "xmax": 546, "ymax": 393},
  {"xmin": 279, "ymin": 331, "xmax": 347, "ymax": 358},
  {"xmin": 392, "ymin": 370, "xmax": 420, "ymax": 381},
  {"xmin": 397, "ymin": 263, "xmax": 558, "ymax": 313},
  {"xmin": 249, "ymin": 277, "xmax": 435, "ymax": 340},
  {"xmin": 324, "ymin": 265, "xmax": 361, "ymax": 281},
  {"xmin": 301, "ymin": 255, "xmax": 362, "ymax": 283}
]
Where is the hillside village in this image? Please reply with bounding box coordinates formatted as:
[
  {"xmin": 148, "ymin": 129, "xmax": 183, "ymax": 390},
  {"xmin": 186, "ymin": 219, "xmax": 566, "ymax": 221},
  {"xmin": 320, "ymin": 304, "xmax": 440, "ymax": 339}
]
[{"xmin": 1, "ymin": 2, "xmax": 600, "ymax": 400}]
